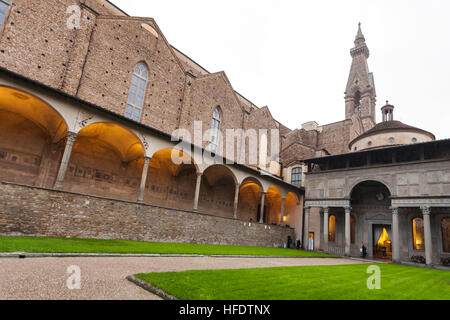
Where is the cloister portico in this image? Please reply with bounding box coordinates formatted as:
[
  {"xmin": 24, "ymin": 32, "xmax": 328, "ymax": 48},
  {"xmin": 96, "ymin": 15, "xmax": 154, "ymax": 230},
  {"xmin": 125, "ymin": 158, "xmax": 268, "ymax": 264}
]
[
  {"xmin": 0, "ymin": 69, "xmax": 303, "ymax": 246},
  {"xmin": 304, "ymin": 143, "xmax": 450, "ymax": 266}
]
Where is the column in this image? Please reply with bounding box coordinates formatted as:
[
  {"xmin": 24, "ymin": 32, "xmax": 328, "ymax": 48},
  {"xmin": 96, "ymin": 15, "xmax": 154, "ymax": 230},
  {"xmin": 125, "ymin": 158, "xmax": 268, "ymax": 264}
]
[
  {"xmin": 344, "ymin": 206, "xmax": 351, "ymax": 256},
  {"xmin": 54, "ymin": 131, "xmax": 78, "ymax": 189},
  {"xmin": 137, "ymin": 157, "xmax": 151, "ymax": 203},
  {"xmin": 392, "ymin": 207, "xmax": 400, "ymax": 263},
  {"xmin": 193, "ymin": 172, "xmax": 202, "ymax": 211},
  {"xmin": 323, "ymin": 207, "xmax": 329, "ymax": 252},
  {"xmin": 259, "ymin": 192, "xmax": 266, "ymax": 224},
  {"xmin": 422, "ymin": 206, "xmax": 433, "ymax": 265},
  {"xmin": 280, "ymin": 197, "xmax": 286, "ymax": 225},
  {"xmin": 303, "ymin": 207, "xmax": 310, "ymax": 250},
  {"xmin": 233, "ymin": 184, "xmax": 240, "ymax": 219}
]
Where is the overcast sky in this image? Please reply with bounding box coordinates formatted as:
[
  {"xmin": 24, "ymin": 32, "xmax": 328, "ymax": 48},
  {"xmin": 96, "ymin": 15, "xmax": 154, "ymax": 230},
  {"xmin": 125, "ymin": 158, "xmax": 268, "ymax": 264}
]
[{"xmin": 111, "ymin": 0, "xmax": 450, "ymax": 139}]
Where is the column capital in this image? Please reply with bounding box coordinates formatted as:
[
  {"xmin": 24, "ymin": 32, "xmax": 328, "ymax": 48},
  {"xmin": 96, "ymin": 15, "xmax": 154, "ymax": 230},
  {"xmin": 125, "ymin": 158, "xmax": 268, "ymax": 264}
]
[
  {"xmin": 344, "ymin": 206, "xmax": 352, "ymax": 212},
  {"xmin": 66, "ymin": 131, "xmax": 78, "ymax": 144},
  {"xmin": 196, "ymin": 171, "xmax": 203, "ymax": 178},
  {"xmin": 390, "ymin": 206, "xmax": 399, "ymax": 213},
  {"xmin": 322, "ymin": 206, "xmax": 329, "ymax": 214},
  {"xmin": 421, "ymin": 206, "xmax": 431, "ymax": 216}
]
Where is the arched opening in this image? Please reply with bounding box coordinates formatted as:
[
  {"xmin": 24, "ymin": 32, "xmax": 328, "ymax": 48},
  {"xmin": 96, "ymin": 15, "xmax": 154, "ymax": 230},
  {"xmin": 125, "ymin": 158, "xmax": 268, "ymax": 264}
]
[
  {"xmin": 351, "ymin": 180, "xmax": 392, "ymax": 259},
  {"xmin": 265, "ymin": 185, "xmax": 283, "ymax": 225},
  {"xmin": 63, "ymin": 122, "xmax": 144, "ymax": 201},
  {"xmin": 284, "ymin": 192, "xmax": 300, "ymax": 228},
  {"xmin": 329, "ymin": 215, "xmax": 336, "ymax": 242},
  {"xmin": 0, "ymin": 86, "xmax": 67, "ymax": 187},
  {"xmin": 143, "ymin": 148, "xmax": 197, "ymax": 211},
  {"xmin": 198, "ymin": 165, "xmax": 237, "ymax": 218},
  {"xmin": 238, "ymin": 177, "xmax": 262, "ymax": 222},
  {"xmin": 413, "ymin": 217, "xmax": 425, "ymax": 251}
]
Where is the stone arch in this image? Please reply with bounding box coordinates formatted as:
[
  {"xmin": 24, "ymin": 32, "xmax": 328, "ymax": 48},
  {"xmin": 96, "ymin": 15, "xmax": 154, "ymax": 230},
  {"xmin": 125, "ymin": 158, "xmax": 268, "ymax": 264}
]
[
  {"xmin": 284, "ymin": 192, "xmax": 300, "ymax": 227},
  {"xmin": 350, "ymin": 180, "xmax": 392, "ymax": 206},
  {"xmin": 198, "ymin": 164, "xmax": 238, "ymax": 218},
  {"xmin": 265, "ymin": 185, "xmax": 283, "ymax": 225},
  {"xmin": 347, "ymin": 178, "xmax": 393, "ymax": 199},
  {"xmin": 62, "ymin": 122, "xmax": 145, "ymax": 201},
  {"xmin": 0, "ymin": 86, "xmax": 69, "ymax": 187},
  {"xmin": 238, "ymin": 177, "xmax": 264, "ymax": 222},
  {"xmin": 143, "ymin": 148, "xmax": 198, "ymax": 211}
]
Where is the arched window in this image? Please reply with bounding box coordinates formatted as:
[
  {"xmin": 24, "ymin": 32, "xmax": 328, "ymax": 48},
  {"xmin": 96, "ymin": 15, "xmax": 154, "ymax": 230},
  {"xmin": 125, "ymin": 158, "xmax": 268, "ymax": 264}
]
[
  {"xmin": 0, "ymin": 0, "xmax": 12, "ymax": 29},
  {"xmin": 351, "ymin": 216, "xmax": 356, "ymax": 244},
  {"xmin": 208, "ymin": 107, "xmax": 221, "ymax": 153},
  {"xmin": 125, "ymin": 63, "xmax": 148, "ymax": 121},
  {"xmin": 329, "ymin": 215, "xmax": 336, "ymax": 242},
  {"xmin": 442, "ymin": 218, "xmax": 450, "ymax": 253},
  {"xmin": 291, "ymin": 167, "xmax": 302, "ymax": 185},
  {"xmin": 412, "ymin": 218, "xmax": 425, "ymax": 251}
]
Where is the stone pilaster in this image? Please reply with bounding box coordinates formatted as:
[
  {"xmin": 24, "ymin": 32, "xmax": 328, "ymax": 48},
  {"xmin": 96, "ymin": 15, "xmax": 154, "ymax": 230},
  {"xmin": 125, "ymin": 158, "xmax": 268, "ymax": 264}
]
[{"xmin": 137, "ymin": 157, "xmax": 151, "ymax": 203}]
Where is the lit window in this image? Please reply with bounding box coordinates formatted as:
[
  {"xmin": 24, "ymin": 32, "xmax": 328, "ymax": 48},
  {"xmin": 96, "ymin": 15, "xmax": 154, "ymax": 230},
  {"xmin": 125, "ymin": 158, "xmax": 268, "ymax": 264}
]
[
  {"xmin": 291, "ymin": 167, "xmax": 302, "ymax": 185},
  {"xmin": 442, "ymin": 218, "xmax": 450, "ymax": 253},
  {"xmin": 413, "ymin": 218, "xmax": 424, "ymax": 251},
  {"xmin": 207, "ymin": 107, "xmax": 221, "ymax": 153},
  {"xmin": 351, "ymin": 216, "xmax": 356, "ymax": 244},
  {"xmin": 125, "ymin": 63, "xmax": 148, "ymax": 121},
  {"xmin": 329, "ymin": 215, "xmax": 336, "ymax": 242},
  {"xmin": 0, "ymin": 0, "xmax": 12, "ymax": 29}
]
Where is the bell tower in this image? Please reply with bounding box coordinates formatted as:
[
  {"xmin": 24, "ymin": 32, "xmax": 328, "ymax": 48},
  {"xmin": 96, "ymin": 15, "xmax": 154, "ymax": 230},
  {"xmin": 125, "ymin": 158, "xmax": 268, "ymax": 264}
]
[{"xmin": 344, "ymin": 23, "xmax": 376, "ymax": 129}]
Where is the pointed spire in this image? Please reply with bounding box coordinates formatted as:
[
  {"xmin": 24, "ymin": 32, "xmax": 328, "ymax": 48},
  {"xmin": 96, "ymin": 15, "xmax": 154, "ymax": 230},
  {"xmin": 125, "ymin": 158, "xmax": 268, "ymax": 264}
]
[{"xmin": 355, "ymin": 22, "xmax": 366, "ymax": 44}]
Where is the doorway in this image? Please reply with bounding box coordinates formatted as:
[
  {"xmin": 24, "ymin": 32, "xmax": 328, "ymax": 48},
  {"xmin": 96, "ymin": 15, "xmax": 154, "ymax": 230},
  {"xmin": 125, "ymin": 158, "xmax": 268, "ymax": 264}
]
[{"xmin": 373, "ymin": 224, "xmax": 392, "ymax": 259}]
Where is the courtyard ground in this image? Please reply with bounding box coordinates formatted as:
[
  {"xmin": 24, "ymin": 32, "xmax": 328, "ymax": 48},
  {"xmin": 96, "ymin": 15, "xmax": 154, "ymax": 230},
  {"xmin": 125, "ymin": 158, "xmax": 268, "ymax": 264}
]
[
  {"xmin": 0, "ymin": 256, "xmax": 363, "ymax": 300},
  {"xmin": 0, "ymin": 236, "xmax": 330, "ymax": 257},
  {"xmin": 136, "ymin": 263, "xmax": 450, "ymax": 300}
]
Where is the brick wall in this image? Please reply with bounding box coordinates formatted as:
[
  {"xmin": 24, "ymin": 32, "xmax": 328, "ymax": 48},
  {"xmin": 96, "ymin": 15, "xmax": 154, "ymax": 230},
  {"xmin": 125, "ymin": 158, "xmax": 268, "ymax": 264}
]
[{"xmin": 0, "ymin": 182, "xmax": 295, "ymax": 247}]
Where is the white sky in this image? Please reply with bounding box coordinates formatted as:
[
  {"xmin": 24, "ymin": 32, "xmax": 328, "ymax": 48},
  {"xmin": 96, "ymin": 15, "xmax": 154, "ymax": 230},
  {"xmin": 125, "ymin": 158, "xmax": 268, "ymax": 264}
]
[{"xmin": 111, "ymin": 0, "xmax": 450, "ymax": 139}]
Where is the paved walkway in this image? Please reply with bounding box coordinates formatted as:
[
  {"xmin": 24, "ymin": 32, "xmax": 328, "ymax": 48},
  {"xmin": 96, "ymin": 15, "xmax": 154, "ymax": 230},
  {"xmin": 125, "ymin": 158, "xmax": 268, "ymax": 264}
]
[{"xmin": 0, "ymin": 257, "xmax": 366, "ymax": 300}]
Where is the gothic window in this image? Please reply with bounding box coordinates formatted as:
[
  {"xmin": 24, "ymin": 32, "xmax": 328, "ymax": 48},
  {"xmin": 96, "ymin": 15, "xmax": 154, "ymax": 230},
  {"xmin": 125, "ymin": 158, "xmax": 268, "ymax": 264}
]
[
  {"xmin": 0, "ymin": 0, "xmax": 12, "ymax": 29},
  {"xmin": 125, "ymin": 63, "xmax": 148, "ymax": 121},
  {"xmin": 412, "ymin": 218, "xmax": 425, "ymax": 251},
  {"xmin": 329, "ymin": 215, "xmax": 336, "ymax": 242},
  {"xmin": 442, "ymin": 218, "xmax": 450, "ymax": 253},
  {"xmin": 207, "ymin": 107, "xmax": 221, "ymax": 153},
  {"xmin": 351, "ymin": 216, "xmax": 356, "ymax": 244},
  {"xmin": 291, "ymin": 167, "xmax": 302, "ymax": 185}
]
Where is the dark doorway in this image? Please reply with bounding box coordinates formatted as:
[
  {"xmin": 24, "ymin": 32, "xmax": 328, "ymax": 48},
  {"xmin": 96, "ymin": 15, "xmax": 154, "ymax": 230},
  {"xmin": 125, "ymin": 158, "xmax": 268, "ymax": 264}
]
[{"xmin": 256, "ymin": 205, "xmax": 267, "ymax": 223}]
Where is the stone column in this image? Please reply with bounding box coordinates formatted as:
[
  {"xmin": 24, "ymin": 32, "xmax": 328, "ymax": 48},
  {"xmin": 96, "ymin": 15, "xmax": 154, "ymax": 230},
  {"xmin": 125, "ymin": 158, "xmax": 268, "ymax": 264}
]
[
  {"xmin": 259, "ymin": 192, "xmax": 266, "ymax": 224},
  {"xmin": 344, "ymin": 206, "xmax": 351, "ymax": 256},
  {"xmin": 54, "ymin": 131, "xmax": 78, "ymax": 189},
  {"xmin": 303, "ymin": 207, "xmax": 310, "ymax": 250},
  {"xmin": 193, "ymin": 172, "xmax": 202, "ymax": 211},
  {"xmin": 137, "ymin": 157, "xmax": 151, "ymax": 203},
  {"xmin": 233, "ymin": 184, "xmax": 240, "ymax": 219},
  {"xmin": 392, "ymin": 207, "xmax": 400, "ymax": 263},
  {"xmin": 280, "ymin": 197, "xmax": 286, "ymax": 225},
  {"xmin": 323, "ymin": 207, "xmax": 329, "ymax": 252},
  {"xmin": 421, "ymin": 206, "xmax": 433, "ymax": 265}
]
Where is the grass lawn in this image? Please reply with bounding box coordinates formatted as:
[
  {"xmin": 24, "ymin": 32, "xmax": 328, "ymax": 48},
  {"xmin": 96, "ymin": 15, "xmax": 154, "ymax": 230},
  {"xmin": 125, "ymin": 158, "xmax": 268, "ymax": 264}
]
[
  {"xmin": 0, "ymin": 236, "xmax": 331, "ymax": 257},
  {"xmin": 135, "ymin": 264, "xmax": 450, "ymax": 300}
]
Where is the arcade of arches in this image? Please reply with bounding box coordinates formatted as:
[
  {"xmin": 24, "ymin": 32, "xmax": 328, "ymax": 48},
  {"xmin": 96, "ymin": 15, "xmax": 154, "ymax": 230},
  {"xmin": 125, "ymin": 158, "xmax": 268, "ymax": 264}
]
[{"xmin": 0, "ymin": 86, "xmax": 301, "ymax": 234}]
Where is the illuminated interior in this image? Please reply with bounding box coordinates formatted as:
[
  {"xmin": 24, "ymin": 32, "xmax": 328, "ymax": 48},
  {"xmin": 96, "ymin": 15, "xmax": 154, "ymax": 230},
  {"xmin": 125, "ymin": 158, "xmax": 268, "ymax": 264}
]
[
  {"xmin": 0, "ymin": 87, "xmax": 67, "ymax": 187},
  {"xmin": 265, "ymin": 185, "xmax": 282, "ymax": 225},
  {"xmin": 238, "ymin": 178, "xmax": 262, "ymax": 222},
  {"xmin": 413, "ymin": 218, "xmax": 425, "ymax": 251},
  {"xmin": 329, "ymin": 215, "xmax": 336, "ymax": 242}
]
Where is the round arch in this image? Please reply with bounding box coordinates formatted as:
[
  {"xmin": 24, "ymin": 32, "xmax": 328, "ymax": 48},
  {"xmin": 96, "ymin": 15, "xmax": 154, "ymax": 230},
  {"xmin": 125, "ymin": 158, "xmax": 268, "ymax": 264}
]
[
  {"xmin": 284, "ymin": 192, "xmax": 300, "ymax": 228},
  {"xmin": 198, "ymin": 164, "xmax": 238, "ymax": 218},
  {"xmin": 238, "ymin": 177, "xmax": 264, "ymax": 222},
  {"xmin": 62, "ymin": 122, "xmax": 145, "ymax": 201},
  {"xmin": 265, "ymin": 185, "xmax": 283, "ymax": 225},
  {"xmin": 143, "ymin": 148, "xmax": 198, "ymax": 211},
  {"xmin": 348, "ymin": 178, "xmax": 393, "ymax": 199},
  {"xmin": 0, "ymin": 86, "xmax": 69, "ymax": 187}
]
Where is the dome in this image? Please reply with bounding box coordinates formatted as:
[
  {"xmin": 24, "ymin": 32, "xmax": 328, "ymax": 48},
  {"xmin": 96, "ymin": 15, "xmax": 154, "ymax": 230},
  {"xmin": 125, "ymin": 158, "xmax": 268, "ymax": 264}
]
[{"xmin": 349, "ymin": 103, "xmax": 435, "ymax": 151}]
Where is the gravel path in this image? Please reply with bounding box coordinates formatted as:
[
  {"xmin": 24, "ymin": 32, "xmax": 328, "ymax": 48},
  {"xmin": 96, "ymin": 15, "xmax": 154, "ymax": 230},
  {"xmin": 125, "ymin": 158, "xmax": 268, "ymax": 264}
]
[{"xmin": 0, "ymin": 257, "xmax": 366, "ymax": 300}]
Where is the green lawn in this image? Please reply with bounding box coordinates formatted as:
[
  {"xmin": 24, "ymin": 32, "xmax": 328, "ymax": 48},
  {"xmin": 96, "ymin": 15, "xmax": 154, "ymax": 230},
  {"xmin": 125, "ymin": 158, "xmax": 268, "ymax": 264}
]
[
  {"xmin": 0, "ymin": 236, "xmax": 331, "ymax": 257},
  {"xmin": 135, "ymin": 264, "xmax": 450, "ymax": 300}
]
